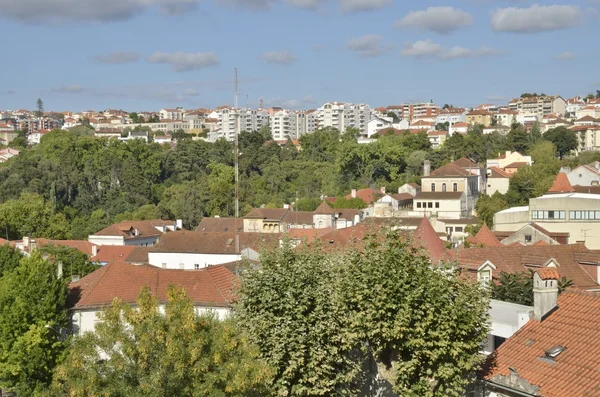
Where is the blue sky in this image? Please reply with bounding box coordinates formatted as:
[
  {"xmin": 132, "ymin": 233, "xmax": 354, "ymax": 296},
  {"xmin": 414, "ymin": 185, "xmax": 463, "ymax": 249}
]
[{"xmin": 0, "ymin": 0, "xmax": 598, "ymax": 112}]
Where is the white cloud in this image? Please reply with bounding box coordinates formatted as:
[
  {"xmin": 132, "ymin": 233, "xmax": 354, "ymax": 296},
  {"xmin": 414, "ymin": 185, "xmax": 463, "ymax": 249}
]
[
  {"xmin": 395, "ymin": 7, "xmax": 473, "ymax": 34},
  {"xmin": 263, "ymin": 95, "xmax": 316, "ymax": 109},
  {"xmin": 52, "ymin": 85, "xmax": 84, "ymax": 94},
  {"xmin": 0, "ymin": 0, "xmax": 199, "ymax": 23},
  {"xmin": 94, "ymin": 51, "xmax": 139, "ymax": 64},
  {"xmin": 401, "ymin": 40, "xmax": 501, "ymax": 60},
  {"xmin": 491, "ymin": 4, "xmax": 582, "ymax": 33},
  {"xmin": 146, "ymin": 52, "xmax": 219, "ymax": 72},
  {"xmin": 260, "ymin": 51, "xmax": 296, "ymax": 65},
  {"xmin": 339, "ymin": 0, "xmax": 392, "ymax": 13},
  {"xmin": 556, "ymin": 51, "xmax": 575, "ymax": 60},
  {"xmin": 346, "ymin": 34, "xmax": 391, "ymax": 57}
]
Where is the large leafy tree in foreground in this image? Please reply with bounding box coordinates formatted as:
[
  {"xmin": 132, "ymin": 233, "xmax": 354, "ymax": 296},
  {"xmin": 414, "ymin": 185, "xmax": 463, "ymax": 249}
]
[
  {"xmin": 0, "ymin": 253, "xmax": 70, "ymax": 396},
  {"xmin": 236, "ymin": 233, "xmax": 490, "ymax": 397},
  {"xmin": 51, "ymin": 287, "xmax": 272, "ymax": 397}
]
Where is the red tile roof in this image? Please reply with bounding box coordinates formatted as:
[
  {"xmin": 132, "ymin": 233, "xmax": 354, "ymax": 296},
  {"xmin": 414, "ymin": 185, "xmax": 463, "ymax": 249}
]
[
  {"xmin": 195, "ymin": 217, "xmax": 243, "ymax": 232},
  {"xmin": 91, "ymin": 245, "xmax": 137, "ymax": 263},
  {"xmin": 344, "ymin": 188, "xmax": 381, "ymax": 205},
  {"xmin": 504, "ymin": 162, "xmax": 528, "ymax": 169},
  {"xmin": 35, "ymin": 239, "xmax": 98, "ymax": 256},
  {"xmin": 452, "ymin": 244, "xmax": 599, "ymax": 289},
  {"xmin": 485, "ymin": 290, "xmax": 600, "ymax": 397},
  {"xmin": 537, "ymin": 267, "xmax": 560, "ymax": 280},
  {"xmin": 314, "ymin": 201, "xmax": 337, "ymax": 215},
  {"xmin": 92, "ymin": 220, "xmax": 175, "ymax": 239},
  {"xmin": 489, "ymin": 166, "xmax": 511, "ymax": 179},
  {"xmin": 150, "ymin": 231, "xmax": 280, "ymax": 254},
  {"xmin": 413, "ymin": 217, "xmax": 448, "ymax": 263},
  {"xmin": 69, "ymin": 262, "xmax": 235, "ymax": 309},
  {"xmin": 548, "ymin": 172, "xmax": 575, "ymax": 193},
  {"xmin": 452, "ymin": 157, "xmax": 479, "ymax": 169},
  {"xmin": 469, "ymin": 225, "xmax": 503, "ymax": 247}
]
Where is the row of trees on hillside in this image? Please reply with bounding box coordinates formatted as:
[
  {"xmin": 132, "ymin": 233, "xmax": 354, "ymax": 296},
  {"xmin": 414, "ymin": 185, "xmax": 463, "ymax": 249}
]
[{"xmin": 0, "ymin": 123, "xmax": 582, "ymax": 240}]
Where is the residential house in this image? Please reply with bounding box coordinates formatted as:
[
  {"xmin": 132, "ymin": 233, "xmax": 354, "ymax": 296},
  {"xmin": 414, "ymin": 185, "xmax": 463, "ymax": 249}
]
[
  {"xmin": 427, "ymin": 130, "xmax": 448, "ymax": 149},
  {"xmin": 69, "ymin": 262, "xmax": 235, "ymax": 335},
  {"xmin": 159, "ymin": 108, "xmax": 184, "ymax": 121},
  {"xmin": 576, "ymin": 105, "xmax": 600, "ymax": 119},
  {"xmin": 494, "ymin": 109, "xmax": 518, "ymax": 127},
  {"xmin": 375, "ymin": 184, "xmax": 420, "ymax": 213},
  {"xmin": 494, "ymin": 172, "xmax": 600, "ymax": 249},
  {"xmin": 479, "ymin": 277, "xmax": 600, "ymax": 397},
  {"xmin": 487, "ymin": 151, "xmax": 533, "ymax": 171},
  {"xmin": 565, "ymin": 96, "xmax": 586, "ymax": 116},
  {"xmin": 90, "ymin": 245, "xmax": 138, "ymax": 266},
  {"xmin": 452, "ymin": 157, "xmax": 486, "ymax": 194},
  {"xmin": 16, "ymin": 237, "xmax": 98, "ymax": 257},
  {"xmin": 146, "ymin": 231, "xmax": 279, "ymax": 270},
  {"xmin": 414, "ymin": 160, "xmax": 479, "ymax": 219},
  {"xmin": 563, "ymin": 163, "xmax": 600, "ymax": 186},
  {"xmin": 27, "ymin": 129, "xmax": 50, "ymax": 144},
  {"xmin": 345, "ymin": 188, "xmax": 383, "ymax": 206},
  {"xmin": 466, "ymin": 110, "xmax": 493, "ymax": 127},
  {"xmin": 0, "ymin": 148, "xmax": 20, "ymax": 163},
  {"xmin": 196, "ymin": 217, "xmax": 243, "ymax": 233},
  {"xmin": 366, "ymin": 116, "xmax": 409, "ymax": 138},
  {"xmin": 449, "ymin": 122, "xmax": 468, "ymax": 136},
  {"xmin": 408, "ymin": 120, "xmax": 434, "ymax": 131},
  {"xmin": 88, "ymin": 219, "xmax": 182, "ymax": 246},
  {"xmin": 486, "ymin": 167, "xmax": 511, "ymax": 195},
  {"xmin": 0, "ymin": 130, "xmax": 18, "ymax": 145},
  {"xmin": 435, "ymin": 107, "xmax": 468, "ymax": 125},
  {"xmin": 540, "ymin": 117, "xmax": 571, "ymax": 133},
  {"xmin": 494, "ymin": 223, "xmax": 565, "ymax": 246}
]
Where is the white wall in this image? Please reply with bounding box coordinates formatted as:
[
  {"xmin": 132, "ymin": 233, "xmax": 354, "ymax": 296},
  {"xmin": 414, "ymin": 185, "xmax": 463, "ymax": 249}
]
[
  {"xmin": 148, "ymin": 252, "xmax": 242, "ymax": 269},
  {"xmin": 88, "ymin": 235, "xmax": 125, "ymax": 246},
  {"xmin": 487, "ymin": 178, "xmax": 510, "ymax": 195},
  {"xmin": 73, "ymin": 305, "xmax": 231, "ymax": 336}
]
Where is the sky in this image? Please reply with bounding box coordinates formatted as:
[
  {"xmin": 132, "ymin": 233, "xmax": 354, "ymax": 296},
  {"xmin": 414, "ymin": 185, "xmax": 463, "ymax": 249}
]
[{"xmin": 0, "ymin": 0, "xmax": 599, "ymax": 112}]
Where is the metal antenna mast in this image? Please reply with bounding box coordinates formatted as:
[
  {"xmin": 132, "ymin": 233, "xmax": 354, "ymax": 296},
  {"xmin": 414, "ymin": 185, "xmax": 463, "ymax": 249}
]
[{"xmin": 234, "ymin": 69, "xmax": 240, "ymax": 254}]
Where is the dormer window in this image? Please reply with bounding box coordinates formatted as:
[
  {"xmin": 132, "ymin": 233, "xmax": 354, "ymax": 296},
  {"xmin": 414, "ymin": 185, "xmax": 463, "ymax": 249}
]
[{"xmin": 478, "ymin": 260, "xmax": 497, "ymax": 286}]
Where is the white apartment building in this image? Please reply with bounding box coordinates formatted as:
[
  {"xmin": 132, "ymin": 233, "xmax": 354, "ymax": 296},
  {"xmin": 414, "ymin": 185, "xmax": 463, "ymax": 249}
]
[
  {"xmin": 436, "ymin": 107, "xmax": 468, "ymax": 125},
  {"xmin": 295, "ymin": 110, "xmax": 318, "ymax": 137},
  {"xmin": 315, "ymin": 102, "xmax": 372, "ymax": 136},
  {"xmin": 508, "ymin": 96, "xmax": 566, "ymax": 118},
  {"xmin": 159, "ymin": 108, "xmax": 185, "ymax": 120},
  {"xmin": 238, "ymin": 108, "xmax": 269, "ymax": 133},
  {"xmin": 271, "ymin": 109, "xmax": 297, "ymax": 141}
]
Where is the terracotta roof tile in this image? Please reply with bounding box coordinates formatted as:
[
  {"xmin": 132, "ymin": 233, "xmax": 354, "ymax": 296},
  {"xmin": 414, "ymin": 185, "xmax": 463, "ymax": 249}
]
[
  {"xmin": 92, "ymin": 220, "xmax": 176, "ymax": 239},
  {"xmin": 471, "ymin": 225, "xmax": 503, "ymax": 247},
  {"xmin": 69, "ymin": 262, "xmax": 235, "ymax": 309},
  {"xmin": 452, "ymin": 157, "xmax": 479, "ymax": 169},
  {"xmin": 489, "ymin": 167, "xmax": 511, "ymax": 179},
  {"xmin": 413, "ymin": 217, "xmax": 449, "ymax": 263},
  {"xmin": 452, "ymin": 245, "xmax": 599, "ymax": 289},
  {"xmin": 196, "ymin": 217, "xmax": 243, "ymax": 232},
  {"xmin": 548, "ymin": 172, "xmax": 575, "ymax": 193},
  {"xmin": 150, "ymin": 231, "xmax": 280, "ymax": 254},
  {"xmin": 344, "ymin": 188, "xmax": 382, "ymax": 205},
  {"xmin": 485, "ymin": 290, "xmax": 600, "ymax": 396},
  {"xmin": 91, "ymin": 245, "xmax": 137, "ymax": 263},
  {"xmin": 313, "ymin": 201, "xmax": 337, "ymax": 215},
  {"xmin": 429, "ymin": 163, "xmax": 472, "ymax": 177},
  {"xmin": 35, "ymin": 239, "xmax": 98, "ymax": 256},
  {"xmin": 537, "ymin": 267, "xmax": 560, "ymax": 280},
  {"xmin": 504, "ymin": 162, "xmax": 528, "ymax": 169}
]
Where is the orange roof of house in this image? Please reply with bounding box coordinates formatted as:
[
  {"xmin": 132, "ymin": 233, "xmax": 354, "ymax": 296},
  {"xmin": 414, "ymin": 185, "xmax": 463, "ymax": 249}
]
[
  {"xmin": 344, "ymin": 188, "xmax": 381, "ymax": 205},
  {"xmin": 485, "ymin": 290, "xmax": 600, "ymax": 396},
  {"xmin": 470, "ymin": 225, "xmax": 503, "ymax": 247},
  {"xmin": 314, "ymin": 201, "xmax": 337, "ymax": 215},
  {"xmin": 413, "ymin": 217, "xmax": 448, "ymax": 263},
  {"xmin": 489, "ymin": 167, "xmax": 511, "ymax": 179},
  {"xmin": 548, "ymin": 172, "xmax": 575, "ymax": 193},
  {"xmin": 69, "ymin": 262, "xmax": 236, "ymax": 309},
  {"xmin": 91, "ymin": 245, "xmax": 137, "ymax": 263},
  {"xmin": 429, "ymin": 163, "xmax": 472, "ymax": 177},
  {"xmin": 34, "ymin": 239, "xmax": 98, "ymax": 256},
  {"xmin": 452, "ymin": 157, "xmax": 479, "ymax": 169},
  {"xmin": 452, "ymin": 122, "xmax": 468, "ymax": 128}
]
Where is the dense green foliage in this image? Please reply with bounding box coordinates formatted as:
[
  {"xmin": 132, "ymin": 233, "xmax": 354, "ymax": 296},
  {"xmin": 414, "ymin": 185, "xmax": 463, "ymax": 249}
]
[
  {"xmin": 0, "ymin": 253, "xmax": 70, "ymax": 396},
  {"xmin": 492, "ymin": 271, "xmax": 574, "ymax": 306},
  {"xmin": 51, "ymin": 287, "xmax": 272, "ymax": 396},
  {"xmin": 236, "ymin": 233, "xmax": 490, "ymax": 396}
]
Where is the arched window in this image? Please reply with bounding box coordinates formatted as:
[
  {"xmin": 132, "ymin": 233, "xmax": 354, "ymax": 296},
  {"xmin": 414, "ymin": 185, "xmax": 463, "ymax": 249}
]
[{"xmin": 442, "ymin": 183, "xmax": 447, "ymax": 192}]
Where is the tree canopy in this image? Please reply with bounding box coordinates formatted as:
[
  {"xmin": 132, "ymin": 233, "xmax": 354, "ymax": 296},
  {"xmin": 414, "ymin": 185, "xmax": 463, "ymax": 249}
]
[
  {"xmin": 51, "ymin": 287, "xmax": 272, "ymax": 397},
  {"xmin": 236, "ymin": 233, "xmax": 490, "ymax": 397}
]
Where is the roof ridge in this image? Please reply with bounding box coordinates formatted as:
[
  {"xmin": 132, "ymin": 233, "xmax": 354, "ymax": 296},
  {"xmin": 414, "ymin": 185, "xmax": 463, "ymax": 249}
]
[{"xmin": 206, "ymin": 266, "xmax": 230, "ymax": 303}]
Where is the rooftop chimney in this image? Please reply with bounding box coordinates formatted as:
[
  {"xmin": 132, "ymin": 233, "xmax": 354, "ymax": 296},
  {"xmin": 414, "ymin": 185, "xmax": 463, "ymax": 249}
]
[
  {"xmin": 423, "ymin": 160, "xmax": 431, "ymax": 177},
  {"xmin": 533, "ymin": 269, "xmax": 559, "ymax": 321},
  {"xmin": 380, "ymin": 186, "xmax": 386, "ymax": 194},
  {"xmin": 57, "ymin": 261, "xmax": 63, "ymax": 279},
  {"xmin": 91, "ymin": 245, "xmax": 98, "ymax": 257},
  {"xmin": 351, "ymin": 189, "xmax": 357, "ymax": 199}
]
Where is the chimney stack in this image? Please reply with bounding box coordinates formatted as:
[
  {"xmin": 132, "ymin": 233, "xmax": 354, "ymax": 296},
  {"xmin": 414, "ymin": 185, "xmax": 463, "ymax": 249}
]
[
  {"xmin": 423, "ymin": 160, "xmax": 431, "ymax": 177},
  {"xmin": 351, "ymin": 189, "xmax": 357, "ymax": 199},
  {"xmin": 380, "ymin": 186, "xmax": 386, "ymax": 194},
  {"xmin": 533, "ymin": 269, "xmax": 559, "ymax": 321},
  {"xmin": 91, "ymin": 245, "xmax": 98, "ymax": 257},
  {"xmin": 57, "ymin": 261, "xmax": 63, "ymax": 279}
]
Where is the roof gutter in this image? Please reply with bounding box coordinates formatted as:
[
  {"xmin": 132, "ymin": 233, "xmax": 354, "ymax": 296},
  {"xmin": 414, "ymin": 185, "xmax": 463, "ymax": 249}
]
[{"xmin": 483, "ymin": 379, "xmax": 538, "ymax": 397}]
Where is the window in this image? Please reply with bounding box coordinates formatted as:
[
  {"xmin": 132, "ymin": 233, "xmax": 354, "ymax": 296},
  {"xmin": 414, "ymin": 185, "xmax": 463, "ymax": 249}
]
[
  {"xmin": 525, "ymin": 235, "xmax": 532, "ymax": 243},
  {"xmin": 569, "ymin": 210, "xmax": 598, "ymax": 220},
  {"xmin": 162, "ymin": 263, "xmax": 167, "ymax": 269},
  {"xmin": 453, "ymin": 183, "xmax": 458, "ymax": 192},
  {"xmin": 455, "ymin": 227, "xmax": 463, "ymax": 232},
  {"xmin": 179, "ymin": 263, "xmax": 184, "ymax": 270},
  {"xmin": 479, "ymin": 269, "xmax": 492, "ymax": 284},
  {"xmin": 431, "ymin": 183, "xmax": 436, "ymax": 192},
  {"xmin": 417, "ymin": 202, "xmax": 422, "ymax": 208},
  {"xmin": 428, "ymin": 202, "xmax": 433, "ymax": 208},
  {"xmin": 194, "ymin": 263, "xmax": 200, "ymax": 270},
  {"xmin": 435, "ymin": 202, "xmax": 440, "ymax": 208},
  {"xmin": 533, "ymin": 210, "xmax": 565, "ymax": 220},
  {"xmin": 442, "ymin": 183, "xmax": 447, "ymax": 192}
]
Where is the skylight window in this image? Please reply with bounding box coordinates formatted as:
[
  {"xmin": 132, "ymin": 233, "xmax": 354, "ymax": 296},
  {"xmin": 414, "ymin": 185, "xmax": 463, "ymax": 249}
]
[{"xmin": 545, "ymin": 345, "xmax": 566, "ymax": 358}]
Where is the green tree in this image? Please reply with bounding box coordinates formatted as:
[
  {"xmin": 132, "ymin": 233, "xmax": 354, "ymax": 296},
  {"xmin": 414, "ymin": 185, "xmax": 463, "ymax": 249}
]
[
  {"xmin": 0, "ymin": 253, "xmax": 70, "ymax": 396},
  {"xmin": 129, "ymin": 112, "xmax": 140, "ymax": 123},
  {"xmin": 544, "ymin": 126, "xmax": 577, "ymax": 158},
  {"xmin": 36, "ymin": 98, "xmax": 44, "ymax": 117},
  {"xmin": 236, "ymin": 243, "xmax": 363, "ymax": 396},
  {"xmin": 476, "ymin": 192, "xmax": 508, "ymax": 227},
  {"xmin": 0, "ymin": 245, "xmax": 22, "ymax": 278},
  {"xmin": 295, "ymin": 197, "xmax": 322, "ymax": 212},
  {"xmin": 207, "ymin": 163, "xmax": 235, "ymax": 217},
  {"xmin": 0, "ymin": 193, "xmax": 70, "ymax": 240},
  {"xmin": 338, "ymin": 232, "xmax": 490, "ymax": 396},
  {"xmin": 332, "ymin": 197, "xmax": 368, "ymax": 209},
  {"xmin": 505, "ymin": 124, "xmax": 530, "ymax": 154},
  {"xmin": 51, "ymin": 287, "xmax": 272, "ymax": 396},
  {"xmin": 38, "ymin": 245, "xmax": 100, "ymax": 279},
  {"xmin": 492, "ymin": 271, "xmax": 574, "ymax": 306}
]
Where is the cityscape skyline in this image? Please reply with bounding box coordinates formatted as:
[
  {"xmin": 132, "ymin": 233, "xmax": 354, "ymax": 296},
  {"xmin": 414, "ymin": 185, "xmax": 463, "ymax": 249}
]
[{"xmin": 1, "ymin": 0, "xmax": 599, "ymax": 111}]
